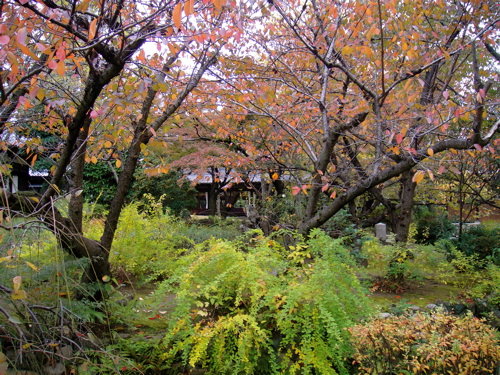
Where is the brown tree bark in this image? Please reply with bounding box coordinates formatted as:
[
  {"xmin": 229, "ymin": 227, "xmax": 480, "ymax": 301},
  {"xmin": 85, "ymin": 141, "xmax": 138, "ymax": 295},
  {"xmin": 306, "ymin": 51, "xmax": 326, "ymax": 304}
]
[{"xmin": 392, "ymin": 171, "xmax": 417, "ymax": 243}]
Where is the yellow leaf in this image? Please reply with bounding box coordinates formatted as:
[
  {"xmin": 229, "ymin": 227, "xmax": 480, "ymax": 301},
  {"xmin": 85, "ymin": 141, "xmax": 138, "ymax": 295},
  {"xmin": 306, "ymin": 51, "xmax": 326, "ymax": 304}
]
[
  {"xmin": 412, "ymin": 170, "xmax": 425, "ymax": 184},
  {"xmin": 342, "ymin": 45, "xmax": 353, "ymax": 55},
  {"xmin": 91, "ymin": 155, "xmax": 98, "ymax": 164},
  {"xmin": 271, "ymin": 172, "xmax": 279, "ymax": 180},
  {"xmin": 25, "ymin": 261, "xmax": 40, "ymax": 272},
  {"xmin": 36, "ymin": 88, "xmax": 45, "ymax": 101},
  {"xmin": 0, "ymin": 256, "xmax": 13, "ymax": 264},
  {"xmin": 402, "ymin": 38, "xmax": 408, "ymax": 51},
  {"xmin": 104, "ymin": 141, "xmax": 112, "ymax": 148},
  {"xmin": 427, "ymin": 148, "xmax": 434, "ymax": 157},
  {"xmin": 173, "ymin": 3, "xmax": 182, "ymax": 29},
  {"xmin": 427, "ymin": 169, "xmax": 434, "ymax": 181},
  {"xmin": 12, "ymin": 290, "xmax": 27, "ymax": 300},
  {"xmin": 77, "ymin": 0, "xmax": 90, "ymax": 12},
  {"xmin": 13, "ymin": 276, "xmax": 22, "ymax": 292},
  {"xmin": 115, "ymin": 159, "xmax": 122, "ymax": 168}
]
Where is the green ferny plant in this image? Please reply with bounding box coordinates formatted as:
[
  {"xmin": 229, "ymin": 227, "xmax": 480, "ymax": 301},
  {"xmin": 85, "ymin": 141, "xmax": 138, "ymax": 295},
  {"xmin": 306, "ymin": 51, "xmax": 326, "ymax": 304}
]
[{"xmin": 160, "ymin": 229, "xmax": 374, "ymax": 374}]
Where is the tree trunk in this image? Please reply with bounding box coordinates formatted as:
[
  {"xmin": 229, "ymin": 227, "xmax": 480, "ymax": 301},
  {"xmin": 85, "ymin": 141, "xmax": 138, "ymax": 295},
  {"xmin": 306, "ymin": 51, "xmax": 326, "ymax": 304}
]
[
  {"xmin": 208, "ymin": 184, "xmax": 218, "ymax": 216},
  {"xmin": 67, "ymin": 117, "xmax": 91, "ymax": 234},
  {"xmin": 393, "ymin": 170, "xmax": 417, "ymax": 242}
]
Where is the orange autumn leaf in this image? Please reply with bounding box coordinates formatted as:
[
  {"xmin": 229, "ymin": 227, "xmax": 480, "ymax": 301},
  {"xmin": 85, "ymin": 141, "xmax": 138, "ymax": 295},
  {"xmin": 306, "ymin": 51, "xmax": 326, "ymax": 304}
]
[
  {"xmin": 184, "ymin": 0, "xmax": 194, "ymax": 16},
  {"xmin": 88, "ymin": 18, "xmax": 98, "ymax": 40},
  {"xmin": 173, "ymin": 3, "xmax": 182, "ymax": 28},
  {"xmin": 56, "ymin": 60, "xmax": 65, "ymax": 76}
]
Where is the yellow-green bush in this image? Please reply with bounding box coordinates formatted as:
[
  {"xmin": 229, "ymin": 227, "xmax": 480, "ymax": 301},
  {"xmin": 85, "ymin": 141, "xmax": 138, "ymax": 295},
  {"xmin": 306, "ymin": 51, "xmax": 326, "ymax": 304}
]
[
  {"xmin": 160, "ymin": 229, "xmax": 374, "ymax": 374},
  {"xmin": 350, "ymin": 311, "xmax": 500, "ymax": 374},
  {"xmin": 84, "ymin": 199, "xmax": 195, "ymax": 283},
  {"xmin": 85, "ymin": 196, "xmax": 242, "ymax": 283}
]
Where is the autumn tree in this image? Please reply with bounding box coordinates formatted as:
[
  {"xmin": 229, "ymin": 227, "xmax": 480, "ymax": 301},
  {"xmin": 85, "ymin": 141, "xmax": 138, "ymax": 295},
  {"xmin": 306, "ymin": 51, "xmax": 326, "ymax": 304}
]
[
  {"xmin": 0, "ymin": 0, "xmax": 240, "ymax": 297},
  {"xmin": 206, "ymin": 0, "xmax": 500, "ymax": 240}
]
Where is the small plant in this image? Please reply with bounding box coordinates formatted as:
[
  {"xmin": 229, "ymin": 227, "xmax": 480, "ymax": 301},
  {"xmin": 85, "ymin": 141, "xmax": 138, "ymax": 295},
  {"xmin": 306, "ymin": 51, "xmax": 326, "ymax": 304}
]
[
  {"xmin": 362, "ymin": 239, "xmax": 424, "ymax": 293},
  {"xmin": 350, "ymin": 311, "xmax": 500, "ymax": 374}
]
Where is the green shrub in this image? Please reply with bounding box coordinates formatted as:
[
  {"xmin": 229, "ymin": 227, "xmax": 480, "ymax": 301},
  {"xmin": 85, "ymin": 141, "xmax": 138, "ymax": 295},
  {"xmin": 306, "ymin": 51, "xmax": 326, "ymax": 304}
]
[
  {"xmin": 83, "ymin": 161, "xmax": 119, "ymax": 206},
  {"xmin": 414, "ymin": 208, "xmax": 455, "ymax": 244},
  {"xmin": 91, "ymin": 197, "xmax": 244, "ymax": 283},
  {"xmin": 361, "ymin": 238, "xmax": 434, "ymax": 292},
  {"xmin": 160, "ymin": 229, "xmax": 373, "ymax": 374},
  {"xmin": 350, "ymin": 311, "xmax": 500, "ymax": 374},
  {"xmin": 453, "ymin": 225, "xmax": 500, "ymax": 264},
  {"xmin": 130, "ymin": 170, "xmax": 198, "ymax": 215},
  {"xmin": 101, "ymin": 200, "xmax": 195, "ymax": 283},
  {"xmin": 177, "ymin": 216, "xmax": 242, "ymax": 243}
]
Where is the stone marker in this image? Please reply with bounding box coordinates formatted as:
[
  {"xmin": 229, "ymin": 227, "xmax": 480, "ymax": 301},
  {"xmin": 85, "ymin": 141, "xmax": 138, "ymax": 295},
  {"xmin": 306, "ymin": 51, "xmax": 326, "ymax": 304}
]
[{"xmin": 375, "ymin": 222, "xmax": 387, "ymax": 243}]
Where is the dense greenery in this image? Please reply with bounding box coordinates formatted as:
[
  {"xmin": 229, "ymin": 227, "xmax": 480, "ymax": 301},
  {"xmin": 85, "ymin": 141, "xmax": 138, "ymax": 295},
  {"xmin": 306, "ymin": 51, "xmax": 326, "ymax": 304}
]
[
  {"xmin": 83, "ymin": 161, "xmax": 119, "ymax": 206},
  {"xmin": 159, "ymin": 229, "xmax": 372, "ymax": 374},
  {"xmin": 83, "ymin": 163, "xmax": 198, "ymax": 215},
  {"xmin": 84, "ymin": 197, "xmax": 242, "ymax": 283},
  {"xmin": 413, "ymin": 207, "xmax": 456, "ymax": 245},
  {"xmin": 452, "ymin": 226, "xmax": 500, "ymax": 264},
  {"xmin": 2, "ymin": 205, "xmax": 500, "ymax": 374},
  {"xmin": 129, "ymin": 170, "xmax": 198, "ymax": 215}
]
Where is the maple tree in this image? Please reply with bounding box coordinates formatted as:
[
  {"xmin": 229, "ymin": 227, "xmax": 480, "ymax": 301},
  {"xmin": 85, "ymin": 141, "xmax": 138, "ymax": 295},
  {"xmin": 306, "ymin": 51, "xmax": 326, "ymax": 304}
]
[
  {"xmin": 0, "ymin": 0, "xmax": 241, "ymax": 297},
  {"xmin": 201, "ymin": 0, "xmax": 500, "ymax": 240}
]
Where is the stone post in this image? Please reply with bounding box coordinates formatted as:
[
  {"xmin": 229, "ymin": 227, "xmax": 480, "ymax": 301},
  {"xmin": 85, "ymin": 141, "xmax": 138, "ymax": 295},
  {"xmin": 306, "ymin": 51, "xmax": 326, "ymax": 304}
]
[{"xmin": 375, "ymin": 222, "xmax": 387, "ymax": 244}]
